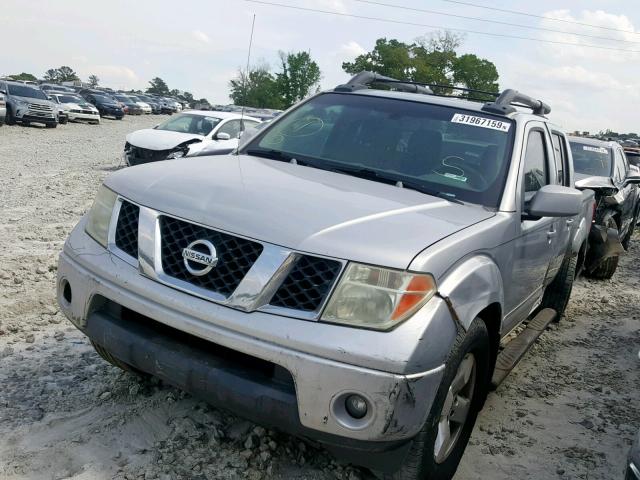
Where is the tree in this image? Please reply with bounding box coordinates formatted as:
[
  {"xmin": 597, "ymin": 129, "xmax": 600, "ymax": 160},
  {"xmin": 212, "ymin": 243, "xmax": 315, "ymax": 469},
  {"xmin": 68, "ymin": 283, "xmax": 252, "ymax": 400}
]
[
  {"xmin": 57, "ymin": 66, "xmax": 79, "ymax": 82},
  {"xmin": 342, "ymin": 31, "xmax": 499, "ymax": 97},
  {"xmin": 229, "ymin": 66, "xmax": 283, "ymax": 109},
  {"xmin": 275, "ymin": 51, "xmax": 321, "ymax": 107},
  {"xmin": 147, "ymin": 77, "xmax": 170, "ymax": 95},
  {"xmin": 43, "ymin": 68, "xmax": 60, "ymax": 82},
  {"xmin": 452, "ymin": 54, "xmax": 499, "ymax": 98},
  {"xmin": 88, "ymin": 74, "xmax": 100, "ymax": 88},
  {"xmin": 9, "ymin": 72, "xmax": 37, "ymax": 82}
]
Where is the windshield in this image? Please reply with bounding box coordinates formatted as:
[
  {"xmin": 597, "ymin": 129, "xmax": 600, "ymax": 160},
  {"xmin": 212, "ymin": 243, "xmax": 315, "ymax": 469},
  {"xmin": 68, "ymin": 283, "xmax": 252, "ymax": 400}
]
[
  {"xmin": 93, "ymin": 94, "xmax": 113, "ymax": 103},
  {"xmin": 569, "ymin": 141, "xmax": 613, "ymax": 177},
  {"xmin": 129, "ymin": 96, "xmax": 140, "ymax": 102},
  {"xmin": 7, "ymin": 84, "xmax": 48, "ymax": 100},
  {"xmin": 156, "ymin": 113, "xmax": 222, "ymax": 135},
  {"xmin": 115, "ymin": 95, "xmax": 131, "ymax": 103},
  {"xmin": 59, "ymin": 95, "xmax": 83, "ymax": 104},
  {"xmin": 244, "ymin": 93, "xmax": 514, "ymax": 207}
]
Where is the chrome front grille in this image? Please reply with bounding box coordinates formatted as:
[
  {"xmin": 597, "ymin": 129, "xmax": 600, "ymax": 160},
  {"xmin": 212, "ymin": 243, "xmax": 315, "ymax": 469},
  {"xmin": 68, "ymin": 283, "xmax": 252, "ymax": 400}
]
[{"xmin": 109, "ymin": 198, "xmax": 345, "ymax": 319}]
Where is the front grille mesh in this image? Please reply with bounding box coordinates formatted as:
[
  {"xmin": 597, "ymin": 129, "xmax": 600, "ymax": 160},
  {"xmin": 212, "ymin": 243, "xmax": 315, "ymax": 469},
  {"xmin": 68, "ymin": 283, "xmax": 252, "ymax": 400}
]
[
  {"xmin": 115, "ymin": 201, "xmax": 140, "ymax": 258},
  {"xmin": 160, "ymin": 216, "xmax": 263, "ymax": 297},
  {"xmin": 270, "ymin": 256, "xmax": 342, "ymax": 312}
]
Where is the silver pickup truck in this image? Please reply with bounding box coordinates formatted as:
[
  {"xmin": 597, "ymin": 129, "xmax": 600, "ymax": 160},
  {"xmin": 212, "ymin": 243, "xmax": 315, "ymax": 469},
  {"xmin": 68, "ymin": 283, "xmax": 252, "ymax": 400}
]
[{"xmin": 57, "ymin": 72, "xmax": 594, "ymax": 479}]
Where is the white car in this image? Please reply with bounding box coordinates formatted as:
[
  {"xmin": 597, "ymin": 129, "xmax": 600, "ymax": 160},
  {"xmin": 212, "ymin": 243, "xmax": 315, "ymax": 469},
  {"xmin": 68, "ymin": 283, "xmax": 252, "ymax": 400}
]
[
  {"xmin": 48, "ymin": 92, "xmax": 100, "ymax": 124},
  {"xmin": 128, "ymin": 95, "xmax": 152, "ymax": 114},
  {"xmin": 124, "ymin": 111, "xmax": 260, "ymax": 166}
]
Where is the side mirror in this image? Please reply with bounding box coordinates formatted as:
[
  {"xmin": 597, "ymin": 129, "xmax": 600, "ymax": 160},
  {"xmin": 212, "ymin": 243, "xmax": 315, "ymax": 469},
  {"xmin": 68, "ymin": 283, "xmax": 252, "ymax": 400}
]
[
  {"xmin": 525, "ymin": 185, "xmax": 582, "ymax": 219},
  {"xmin": 0, "ymin": 89, "xmax": 6, "ymax": 94},
  {"xmin": 625, "ymin": 165, "xmax": 640, "ymax": 185},
  {"xmin": 215, "ymin": 132, "xmax": 231, "ymax": 141}
]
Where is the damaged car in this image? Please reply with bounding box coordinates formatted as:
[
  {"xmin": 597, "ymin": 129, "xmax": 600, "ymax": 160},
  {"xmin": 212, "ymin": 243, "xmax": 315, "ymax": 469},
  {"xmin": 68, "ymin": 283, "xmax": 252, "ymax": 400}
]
[
  {"xmin": 123, "ymin": 111, "xmax": 260, "ymax": 166},
  {"xmin": 570, "ymin": 136, "xmax": 640, "ymax": 279},
  {"xmin": 58, "ymin": 73, "xmax": 594, "ymax": 479}
]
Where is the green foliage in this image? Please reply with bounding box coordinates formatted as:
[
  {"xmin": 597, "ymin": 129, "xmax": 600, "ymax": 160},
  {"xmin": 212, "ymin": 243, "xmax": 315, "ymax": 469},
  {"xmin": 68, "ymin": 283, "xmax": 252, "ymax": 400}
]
[
  {"xmin": 43, "ymin": 66, "xmax": 79, "ymax": 83},
  {"xmin": 88, "ymin": 74, "xmax": 100, "ymax": 88},
  {"xmin": 229, "ymin": 50, "xmax": 321, "ymax": 109},
  {"xmin": 229, "ymin": 66, "xmax": 283, "ymax": 109},
  {"xmin": 9, "ymin": 72, "xmax": 37, "ymax": 82},
  {"xmin": 146, "ymin": 77, "xmax": 170, "ymax": 95},
  {"xmin": 342, "ymin": 31, "xmax": 500, "ymax": 98},
  {"xmin": 276, "ymin": 51, "xmax": 322, "ymax": 107}
]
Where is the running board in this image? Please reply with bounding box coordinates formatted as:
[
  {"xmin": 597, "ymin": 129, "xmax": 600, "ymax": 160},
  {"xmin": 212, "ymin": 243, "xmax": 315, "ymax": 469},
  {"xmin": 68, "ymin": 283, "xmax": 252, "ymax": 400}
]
[{"xmin": 491, "ymin": 308, "xmax": 557, "ymax": 388}]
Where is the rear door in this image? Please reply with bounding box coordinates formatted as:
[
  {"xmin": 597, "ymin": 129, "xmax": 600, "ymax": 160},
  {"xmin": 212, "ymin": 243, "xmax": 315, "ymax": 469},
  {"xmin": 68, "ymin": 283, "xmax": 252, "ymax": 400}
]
[{"xmin": 504, "ymin": 122, "xmax": 558, "ymax": 331}]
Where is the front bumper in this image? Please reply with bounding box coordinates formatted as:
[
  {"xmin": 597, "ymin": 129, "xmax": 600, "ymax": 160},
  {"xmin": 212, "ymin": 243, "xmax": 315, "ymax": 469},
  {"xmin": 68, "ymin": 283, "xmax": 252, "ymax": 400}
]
[
  {"xmin": 57, "ymin": 221, "xmax": 447, "ymax": 461},
  {"xmin": 69, "ymin": 111, "xmax": 100, "ymax": 122}
]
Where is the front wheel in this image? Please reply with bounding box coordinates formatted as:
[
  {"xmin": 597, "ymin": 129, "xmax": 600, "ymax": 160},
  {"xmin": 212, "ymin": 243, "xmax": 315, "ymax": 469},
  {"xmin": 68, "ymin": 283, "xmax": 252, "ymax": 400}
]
[
  {"xmin": 384, "ymin": 320, "xmax": 489, "ymax": 480},
  {"xmin": 5, "ymin": 107, "xmax": 15, "ymax": 125},
  {"xmin": 45, "ymin": 122, "xmax": 57, "ymax": 129}
]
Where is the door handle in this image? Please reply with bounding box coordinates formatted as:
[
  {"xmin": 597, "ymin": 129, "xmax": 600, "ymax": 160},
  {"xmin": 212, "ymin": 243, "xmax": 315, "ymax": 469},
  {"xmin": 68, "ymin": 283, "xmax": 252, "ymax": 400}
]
[
  {"xmin": 547, "ymin": 229, "xmax": 557, "ymax": 240},
  {"xmin": 566, "ymin": 218, "xmax": 574, "ymax": 226}
]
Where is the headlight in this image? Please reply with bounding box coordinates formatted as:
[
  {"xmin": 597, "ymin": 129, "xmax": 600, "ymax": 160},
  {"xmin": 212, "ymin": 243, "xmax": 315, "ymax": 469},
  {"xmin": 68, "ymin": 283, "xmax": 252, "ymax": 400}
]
[
  {"xmin": 85, "ymin": 186, "xmax": 117, "ymax": 247},
  {"xmin": 321, "ymin": 263, "xmax": 436, "ymax": 330},
  {"xmin": 166, "ymin": 150, "xmax": 185, "ymax": 159}
]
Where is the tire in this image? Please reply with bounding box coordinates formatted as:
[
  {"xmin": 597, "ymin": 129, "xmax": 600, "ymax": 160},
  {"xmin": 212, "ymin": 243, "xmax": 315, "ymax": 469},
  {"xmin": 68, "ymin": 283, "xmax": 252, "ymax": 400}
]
[
  {"xmin": 91, "ymin": 340, "xmax": 144, "ymax": 375},
  {"xmin": 384, "ymin": 320, "xmax": 490, "ymax": 480},
  {"xmin": 5, "ymin": 107, "xmax": 15, "ymax": 125},
  {"xmin": 588, "ymin": 214, "xmax": 620, "ymax": 280},
  {"xmin": 539, "ymin": 252, "xmax": 577, "ymax": 320},
  {"xmin": 59, "ymin": 117, "xmax": 68, "ymax": 125},
  {"xmin": 621, "ymin": 207, "xmax": 638, "ymax": 250},
  {"xmin": 45, "ymin": 122, "xmax": 57, "ymax": 129}
]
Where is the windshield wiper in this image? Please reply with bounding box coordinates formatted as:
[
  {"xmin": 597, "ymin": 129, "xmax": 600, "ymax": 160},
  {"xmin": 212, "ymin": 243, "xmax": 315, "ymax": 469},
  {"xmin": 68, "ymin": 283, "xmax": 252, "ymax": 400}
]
[
  {"xmin": 245, "ymin": 148, "xmax": 295, "ymax": 163},
  {"xmin": 326, "ymin": 165, "xmax": 465, "ymax": 204}
]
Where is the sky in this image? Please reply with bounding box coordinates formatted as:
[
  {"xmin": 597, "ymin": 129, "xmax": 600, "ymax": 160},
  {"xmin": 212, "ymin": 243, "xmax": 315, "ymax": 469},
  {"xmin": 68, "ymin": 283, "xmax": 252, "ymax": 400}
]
[{"xmin": 1, "ymin": 0, "xmax": 638, "ymax": 133}]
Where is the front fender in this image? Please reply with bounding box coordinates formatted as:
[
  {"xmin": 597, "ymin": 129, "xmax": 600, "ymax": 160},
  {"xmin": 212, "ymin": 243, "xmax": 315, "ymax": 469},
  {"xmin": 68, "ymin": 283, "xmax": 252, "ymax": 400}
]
[
  {"xmin": 571, "ymin": 214, "xmax": 590, "ymax": 255},
  {"xmin": 437, "ymin": 255, "xmax": 504, "ymax": 331}
]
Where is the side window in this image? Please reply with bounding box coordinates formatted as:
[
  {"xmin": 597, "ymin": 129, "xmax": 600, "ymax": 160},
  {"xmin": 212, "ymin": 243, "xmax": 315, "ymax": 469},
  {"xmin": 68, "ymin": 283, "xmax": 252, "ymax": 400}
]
[
  {"xmin": 551, "ymin": 133, "xmax": 568, "ymax": 186},
  {"xmin": 620, "ymin": 149, "xmax": 630, "ymax": 177},
  {"xmin": 218, "ymin": 120, "xmax": 242, "ymax": 139},
  {"xmin": 523, "ymin": 130, "xmax": 549, "ymax": 200},
  {"xmin": 243, "ymin": 120, "xmax": 260, "ymax": 131}
]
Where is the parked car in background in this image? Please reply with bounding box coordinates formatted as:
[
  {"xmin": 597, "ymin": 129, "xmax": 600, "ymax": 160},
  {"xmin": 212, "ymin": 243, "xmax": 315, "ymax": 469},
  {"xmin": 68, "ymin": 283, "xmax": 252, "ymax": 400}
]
[
  {"xmin": 123, "ymin": 111, "xmax": 260, "ymax": 165},
  {"xmin": 135, "ymin": 94, "xmax": 162, "ymax": 114},
  {"xmin": 81, "ymin": 91, "xmax": 124, "ymax": 120},
  {"xmin": 48, "ymin": 92, "xmax": 100, "ymax": 124},
  {"xmin": 128, "ymin": 95, "xmax": 152, "ymax": 114},
  {"xmin": 0, "ymin": 91, "xmax": 6, "ymax": 126},
  {"xmin": 570, "ymin": 136, "xmax": 640, "ymax": 278},
  {"xmin": 59, "ymin": 73, "xmax": 595, "ymax": 480},
  {"xmin": 0, "ymin": 80, "xmax": 58, "ymax": 127},
  {"xmin": 113, "ymin": 94, "xmax": 143, "ymax": 115},
  {"xmin": 154, "ymin": 96, "xmax": 177, "ymax": 114},
  {"xmin": 41, "ymin": 83, "xmax": 76, "ymax": 93},
  {"xmin": 623, "ymin": 145, "xmax": 640, "ymax": 168}
]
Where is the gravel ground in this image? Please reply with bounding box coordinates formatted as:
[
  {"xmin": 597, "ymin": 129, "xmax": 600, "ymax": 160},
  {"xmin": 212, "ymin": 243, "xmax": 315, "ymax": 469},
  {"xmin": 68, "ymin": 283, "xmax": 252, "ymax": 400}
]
[{"xmin": 0, "ymin": 117, "xmax": 638, "ymax": 480}]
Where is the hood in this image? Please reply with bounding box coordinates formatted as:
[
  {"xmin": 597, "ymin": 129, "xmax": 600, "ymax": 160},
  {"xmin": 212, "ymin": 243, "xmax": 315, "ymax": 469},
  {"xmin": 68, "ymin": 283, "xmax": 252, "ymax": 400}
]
[
  {"xmin": 126, "ymin": 129, "xmax": 204, "ymax": 151},
  {"xmin": 104, "ymin": 156, "xmax": 494, "ymax": 269},
  {"xmin": 14, "ymin": 95, "xmax": 52, "ymax": 105}
]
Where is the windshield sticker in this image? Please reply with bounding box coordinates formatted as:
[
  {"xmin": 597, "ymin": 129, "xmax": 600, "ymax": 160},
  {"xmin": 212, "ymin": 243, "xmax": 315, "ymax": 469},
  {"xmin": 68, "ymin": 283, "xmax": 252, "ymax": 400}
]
[
  {"xmin": 443, "ymin": 172, "xmax": 468, "ymax": 182},
  {"xmin": 583, "ymin": 145, "xmax": 608, "ymax": 154},
  {"xmin": 451, "ymin": 113, "xmax": 510, "ymax": 132}
]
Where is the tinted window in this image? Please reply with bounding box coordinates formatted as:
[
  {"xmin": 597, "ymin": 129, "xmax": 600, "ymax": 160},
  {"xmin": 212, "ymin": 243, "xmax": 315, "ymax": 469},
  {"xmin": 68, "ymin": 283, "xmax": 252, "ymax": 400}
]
[
  {"xmin": 614, "ymin": 149, "xmax": 627, "ymax": 183},
  {"xmin": 569, "ymin": 141, "xmax": 612, "ymax": 177},
  {"xmin": 245, "ymin": 93, "xmax": 515, "ymax": 207},
  {"xmin": 551, "ymin": 133, "xmax": 568, "ymax": 186},
  {"xmin": 7, "ymin": 84, "xmax": 48, "ymax": 100},
  {"xmin": 522, "ymin": 130, "xmax": 548, "ymax": 197}
]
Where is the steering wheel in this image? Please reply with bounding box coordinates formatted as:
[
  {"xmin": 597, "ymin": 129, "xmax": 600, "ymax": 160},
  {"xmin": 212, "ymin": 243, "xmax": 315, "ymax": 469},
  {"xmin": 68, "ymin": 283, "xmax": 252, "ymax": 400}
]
[{"xmin": 434, "ymin": 155, "xmax": 489, "ymax": 190}]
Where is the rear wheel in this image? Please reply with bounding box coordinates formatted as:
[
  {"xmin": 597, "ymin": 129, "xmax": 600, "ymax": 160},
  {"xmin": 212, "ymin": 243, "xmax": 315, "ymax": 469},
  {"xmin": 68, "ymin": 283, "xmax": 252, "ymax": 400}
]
[
  {"xmin": 539, "ymin": 252, "xmax": 577, "ymax": 320},
  {"xmin": 45, "ymin": 122, "xmax": 57, "ymax": 129},
  {"xmin": 588, "ymin": 214, "xmax": 620, "ymax": 280},
  {"xmin": 383, "ymin": 320, "xmax": 489, "ymax": 480},
  {"xmin": 622, "ymin": 207, "xmax": 638, "ymax": 250}
]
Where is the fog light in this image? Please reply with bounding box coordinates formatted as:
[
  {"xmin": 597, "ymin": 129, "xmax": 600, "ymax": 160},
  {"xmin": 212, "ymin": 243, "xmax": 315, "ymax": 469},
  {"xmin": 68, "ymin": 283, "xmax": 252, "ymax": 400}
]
[{"xmin": 345, "ymin": 394, "xmax": 368, "ymax": 419}]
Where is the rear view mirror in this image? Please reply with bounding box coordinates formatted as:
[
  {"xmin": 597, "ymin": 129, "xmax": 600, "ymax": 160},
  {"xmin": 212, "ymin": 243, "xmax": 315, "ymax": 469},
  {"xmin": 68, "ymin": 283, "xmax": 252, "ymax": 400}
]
[
  {"xmin": 215, "ymin": 132, "xmax": 231, "ymax": 141},
  {"xmin": 525, "ymin": 185, "xmax": 582, "ymax": 218}
]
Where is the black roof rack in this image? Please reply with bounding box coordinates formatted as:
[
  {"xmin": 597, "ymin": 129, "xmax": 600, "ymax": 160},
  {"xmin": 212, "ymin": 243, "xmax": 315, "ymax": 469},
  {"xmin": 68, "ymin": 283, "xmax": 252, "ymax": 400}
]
[
  {"xmin": 334, "ymin": 71, "xmax": 432, "ymax": 95},
  {"xmin": 482, "ymin": 89, "xmax": 551, "ymax": 116},
  {"xmin": 334, "ymin": 71, "xmax": 551, "ymax": 117}
]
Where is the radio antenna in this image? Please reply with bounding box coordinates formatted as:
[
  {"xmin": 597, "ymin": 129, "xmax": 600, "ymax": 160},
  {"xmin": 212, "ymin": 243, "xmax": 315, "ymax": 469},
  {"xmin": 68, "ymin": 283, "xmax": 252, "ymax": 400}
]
[{"xmin": 240, "ymin": 14, "xmax": 256, "ymax": 124}]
